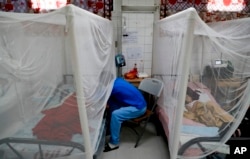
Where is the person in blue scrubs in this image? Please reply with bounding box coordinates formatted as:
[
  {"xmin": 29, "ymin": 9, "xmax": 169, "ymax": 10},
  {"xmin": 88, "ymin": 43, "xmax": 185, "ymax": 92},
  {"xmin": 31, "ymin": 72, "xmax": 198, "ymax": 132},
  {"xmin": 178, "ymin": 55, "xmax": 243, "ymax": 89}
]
[{"xmin": 104, "ymin": 77, "xmax": 147, "ymax": 152}]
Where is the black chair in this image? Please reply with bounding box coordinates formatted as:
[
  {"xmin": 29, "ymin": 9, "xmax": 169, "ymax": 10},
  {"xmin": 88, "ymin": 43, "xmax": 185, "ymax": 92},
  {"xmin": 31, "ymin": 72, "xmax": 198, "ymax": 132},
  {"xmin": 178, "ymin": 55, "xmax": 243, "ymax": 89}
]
[{"xmin": 125, "ymin": 78, "xmax": 164, "ymax": 148}]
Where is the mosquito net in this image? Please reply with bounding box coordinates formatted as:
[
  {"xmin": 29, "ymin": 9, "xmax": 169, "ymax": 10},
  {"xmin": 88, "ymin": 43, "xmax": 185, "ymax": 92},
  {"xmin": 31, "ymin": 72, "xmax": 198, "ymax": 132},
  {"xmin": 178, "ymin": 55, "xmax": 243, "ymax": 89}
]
[
  {"xmin": 152, "ymin": 8, "xmax": 250, "ymax": 159},
  {"xmin": 0, "ymin": 5, "xmax": 115, "ymax": 159}
]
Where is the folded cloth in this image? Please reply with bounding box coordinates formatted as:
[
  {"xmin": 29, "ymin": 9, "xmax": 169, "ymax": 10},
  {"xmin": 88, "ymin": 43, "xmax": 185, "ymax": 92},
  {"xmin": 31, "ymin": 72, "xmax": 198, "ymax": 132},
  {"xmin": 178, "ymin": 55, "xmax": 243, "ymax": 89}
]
[{"xmin": 184, "ymin": 101, "xmax": 234, "ymax": 127}]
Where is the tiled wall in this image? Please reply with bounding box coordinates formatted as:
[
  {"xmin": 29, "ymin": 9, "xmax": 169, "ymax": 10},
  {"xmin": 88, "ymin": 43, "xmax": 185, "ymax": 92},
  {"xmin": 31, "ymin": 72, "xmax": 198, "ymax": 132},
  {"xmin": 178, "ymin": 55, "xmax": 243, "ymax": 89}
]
[{"xmin": 121, "ymin": 0, "xmax": 156, "ymax": 76}]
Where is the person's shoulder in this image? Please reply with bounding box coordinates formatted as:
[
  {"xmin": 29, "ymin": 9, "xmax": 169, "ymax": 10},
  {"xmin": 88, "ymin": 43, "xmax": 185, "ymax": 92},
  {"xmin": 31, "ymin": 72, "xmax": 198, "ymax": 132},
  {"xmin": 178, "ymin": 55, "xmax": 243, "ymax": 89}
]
[
  {"xmin": 115, "ymin": 77, "xmax": 127, "ymax": 83},
  {"xmin": 114, "ymin": 77, "xmax": 131, "ymax": 86}
]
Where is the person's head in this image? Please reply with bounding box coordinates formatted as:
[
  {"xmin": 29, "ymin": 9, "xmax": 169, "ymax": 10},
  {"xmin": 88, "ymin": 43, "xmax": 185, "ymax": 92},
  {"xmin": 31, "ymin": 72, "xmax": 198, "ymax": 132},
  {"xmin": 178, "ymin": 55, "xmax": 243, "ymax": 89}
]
[{"xmin": 186, "ymin": 87, "xmax": 199, "ymax": 102}]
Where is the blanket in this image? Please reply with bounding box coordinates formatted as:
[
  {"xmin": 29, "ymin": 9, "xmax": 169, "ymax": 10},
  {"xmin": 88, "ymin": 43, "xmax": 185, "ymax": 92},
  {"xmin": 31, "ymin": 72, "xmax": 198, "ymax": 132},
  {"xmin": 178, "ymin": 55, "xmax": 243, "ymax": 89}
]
[
  {"xmin": 184, "ymin": 101, "xmax": 234, "ymax": 127},
  {"xmin": 32, "ymin": 93, "xmax": 87, "ymax": 141}
]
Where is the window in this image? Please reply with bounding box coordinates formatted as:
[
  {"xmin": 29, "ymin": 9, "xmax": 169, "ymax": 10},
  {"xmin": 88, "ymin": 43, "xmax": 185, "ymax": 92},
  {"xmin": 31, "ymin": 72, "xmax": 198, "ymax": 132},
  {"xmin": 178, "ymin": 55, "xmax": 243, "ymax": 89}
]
[{"xmin": 207, "ymin": 0, "xmax": 246, "ymax": 12}]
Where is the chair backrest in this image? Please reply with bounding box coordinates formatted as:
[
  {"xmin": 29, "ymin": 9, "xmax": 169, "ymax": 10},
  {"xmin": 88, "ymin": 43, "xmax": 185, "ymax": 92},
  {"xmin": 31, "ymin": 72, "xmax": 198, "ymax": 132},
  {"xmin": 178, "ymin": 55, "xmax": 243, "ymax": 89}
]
[{"xmin": 138, "ymin": 78, "xmax": 164, "ymax": 98}]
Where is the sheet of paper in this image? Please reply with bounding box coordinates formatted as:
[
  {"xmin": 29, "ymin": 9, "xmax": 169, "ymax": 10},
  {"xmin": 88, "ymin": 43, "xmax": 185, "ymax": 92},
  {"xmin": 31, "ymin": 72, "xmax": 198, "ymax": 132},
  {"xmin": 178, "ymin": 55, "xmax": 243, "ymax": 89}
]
[
  {"xmin": 126, "ymin": 47, "xmax": 143, "ymax": 60},
  {"xmin": 122, "ymin": 31, "xmax": 138, "ymax": 43}
]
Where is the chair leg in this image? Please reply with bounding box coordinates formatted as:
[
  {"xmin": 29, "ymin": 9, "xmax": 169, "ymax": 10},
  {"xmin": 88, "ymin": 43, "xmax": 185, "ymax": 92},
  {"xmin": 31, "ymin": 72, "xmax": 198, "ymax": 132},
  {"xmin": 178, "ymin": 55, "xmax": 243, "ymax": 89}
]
[
  {"xmin": 134, "ymin": 121, "xmax": 149, "ymax": 148},
  {"xmin": 134, "ymin": 133, "xmax": 143, "ymax": 148}
]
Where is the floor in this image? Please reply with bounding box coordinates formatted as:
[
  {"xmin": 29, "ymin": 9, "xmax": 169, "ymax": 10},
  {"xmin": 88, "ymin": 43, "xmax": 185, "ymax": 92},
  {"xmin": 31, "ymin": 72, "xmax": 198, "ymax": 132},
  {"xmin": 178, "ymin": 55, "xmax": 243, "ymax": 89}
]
[{"xmin": 100, "ymin": 122, "xmax": 170, "ymax": 159}]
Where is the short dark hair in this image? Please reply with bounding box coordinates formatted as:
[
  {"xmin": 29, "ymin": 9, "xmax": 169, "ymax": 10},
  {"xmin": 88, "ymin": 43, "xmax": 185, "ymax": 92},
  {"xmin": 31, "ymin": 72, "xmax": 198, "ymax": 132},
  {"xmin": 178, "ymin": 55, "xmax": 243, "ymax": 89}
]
[{"xmin": 186, "ymin": 87, "xmax": 200, "ymax": 101}]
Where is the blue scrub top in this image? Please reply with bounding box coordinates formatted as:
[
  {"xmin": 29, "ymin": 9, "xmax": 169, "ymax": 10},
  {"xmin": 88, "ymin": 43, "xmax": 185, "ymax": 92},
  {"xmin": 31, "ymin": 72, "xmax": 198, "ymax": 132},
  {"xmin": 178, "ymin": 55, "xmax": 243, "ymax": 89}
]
[{"xmin": 108, "ymin": 78, "xmax": 146, "ymax": 110}]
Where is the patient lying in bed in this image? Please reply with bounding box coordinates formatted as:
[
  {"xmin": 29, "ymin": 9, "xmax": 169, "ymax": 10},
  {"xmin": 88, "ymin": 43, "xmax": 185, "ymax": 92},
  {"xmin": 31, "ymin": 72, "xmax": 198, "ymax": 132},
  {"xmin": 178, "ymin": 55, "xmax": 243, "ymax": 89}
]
[{"xmin": 184, "ymin": 87, "xmax": 234, "ymax": 127}]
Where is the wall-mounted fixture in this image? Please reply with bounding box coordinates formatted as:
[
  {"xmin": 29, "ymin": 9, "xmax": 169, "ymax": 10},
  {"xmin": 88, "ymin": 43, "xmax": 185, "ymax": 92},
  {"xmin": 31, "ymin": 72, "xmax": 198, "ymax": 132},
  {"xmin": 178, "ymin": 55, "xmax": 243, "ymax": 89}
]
[{"xmin": 122, "ymin": 16, "xmax": 128, "ymax": 37}]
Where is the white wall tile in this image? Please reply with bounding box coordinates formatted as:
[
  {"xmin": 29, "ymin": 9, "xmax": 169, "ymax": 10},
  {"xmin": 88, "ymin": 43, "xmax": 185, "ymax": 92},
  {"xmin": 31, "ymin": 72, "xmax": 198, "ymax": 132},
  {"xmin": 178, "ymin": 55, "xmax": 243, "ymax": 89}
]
[
  {"xmin": 127, "ymin": 27, "xmax": 137, "ymax": 32},
  {"xmin": 145, "ymin": 37, "xmax": 152, "ymax": 45},
  {"xmin": 144, "ymin": 60, "xmax": 152, "ymax": 68},
  {"xmin": 144, "ymin": 52, "xmax": 152, "ymax": 60},
  {"xmin": 137, "ymin": 14, "xmax": 145, "ymax": 20},
  {"xmin": 138, "ymin": 38, "xmax": 145, "ymax": 45},
  {"xmin": 144, "ymin": 28, "xmax": 153, "ymax": 36},
  {"xmin": 120, "ymin": 0, "xmax": 156, "ymax": 76},
  {"xmin": 144, "ymin": 44, "xmax": 153, "ymax": 53},
  {"xmin": 137, "ymin": 29, "xmax": 145, "ymax": 36},
  {"xmin": 144, "ymin": 68, "xmax": 152, "ymax": 75},
  {"xmin": 128, "ymin": 14, "xmax": 137, "ymax": 20},
  {"xmin": 146, "ymin": 19, "xmax": 153, "ymax": 25},
  {"xmin": 128, "ymin": 20, "xmax": 137, "ymax": 27},
  {"xmin": 145, "ymin": 13, "xmax": 154, "ymax": 19}
]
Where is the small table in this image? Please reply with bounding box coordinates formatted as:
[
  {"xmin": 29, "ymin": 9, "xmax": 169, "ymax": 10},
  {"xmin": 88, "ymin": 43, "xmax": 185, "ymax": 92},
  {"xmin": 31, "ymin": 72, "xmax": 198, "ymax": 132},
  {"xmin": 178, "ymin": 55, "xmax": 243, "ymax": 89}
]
[{"xmin": 125, "ymin": 78, "xmax": 144, "ymax": 87}]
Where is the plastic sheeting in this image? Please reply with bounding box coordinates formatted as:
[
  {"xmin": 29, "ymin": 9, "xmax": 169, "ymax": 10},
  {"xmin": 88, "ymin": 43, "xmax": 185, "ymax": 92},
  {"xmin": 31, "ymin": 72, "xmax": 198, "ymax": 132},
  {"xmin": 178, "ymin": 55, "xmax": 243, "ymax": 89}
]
[
  {"xmin": 0, "ymin": 4, "xmax": 115, "ymax": 159},
  {"xmin": 152, "ymin": 8, "xmax": 250, "ymax": 159}
]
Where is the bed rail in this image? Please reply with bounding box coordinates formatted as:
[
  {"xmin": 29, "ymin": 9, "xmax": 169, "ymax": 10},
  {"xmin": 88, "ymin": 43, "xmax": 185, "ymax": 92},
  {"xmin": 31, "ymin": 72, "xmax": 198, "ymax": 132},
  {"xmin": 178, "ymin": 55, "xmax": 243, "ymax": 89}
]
[
  {"xmin": 178, "ymin": 136, "xmax": 250, "ymax": 157},
  {"xmin": 178, "ymin": 136, "xmax": 221, "ymax": 155},
  {"xmin": 0, "ymin": 137, "xmax": 85, "ymax": 159},
  {"xmin": 178, "ymin": 118, "xmax": 250, "ymax": 157}
]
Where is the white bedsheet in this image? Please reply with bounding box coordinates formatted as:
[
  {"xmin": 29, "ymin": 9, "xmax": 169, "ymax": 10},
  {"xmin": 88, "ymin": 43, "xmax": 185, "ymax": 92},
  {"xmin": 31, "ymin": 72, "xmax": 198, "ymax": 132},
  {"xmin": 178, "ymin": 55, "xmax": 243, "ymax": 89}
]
[{"xmin": 181, "ymin": 125, "xmax": 219, "ymax": 136}]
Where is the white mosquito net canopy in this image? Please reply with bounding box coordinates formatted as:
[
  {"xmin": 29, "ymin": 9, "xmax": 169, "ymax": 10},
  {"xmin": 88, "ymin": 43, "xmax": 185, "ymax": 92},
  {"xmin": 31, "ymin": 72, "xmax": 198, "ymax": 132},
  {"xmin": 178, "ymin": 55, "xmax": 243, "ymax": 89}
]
[
  {"xmin": 153, "ymin": 8, "xmax": 250, "ymax": 159},
  {"xmin": 0, "ymin": 4, "xmax": 115, "ymax": 159}
]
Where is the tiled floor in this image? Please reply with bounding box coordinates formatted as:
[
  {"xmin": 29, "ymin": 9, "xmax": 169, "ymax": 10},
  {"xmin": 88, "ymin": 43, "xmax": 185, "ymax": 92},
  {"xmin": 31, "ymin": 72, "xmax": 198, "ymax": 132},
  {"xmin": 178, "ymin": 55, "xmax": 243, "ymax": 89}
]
[{"xmin": 100, "ymin": 123, "xmax": 170, "ymax": 159}]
